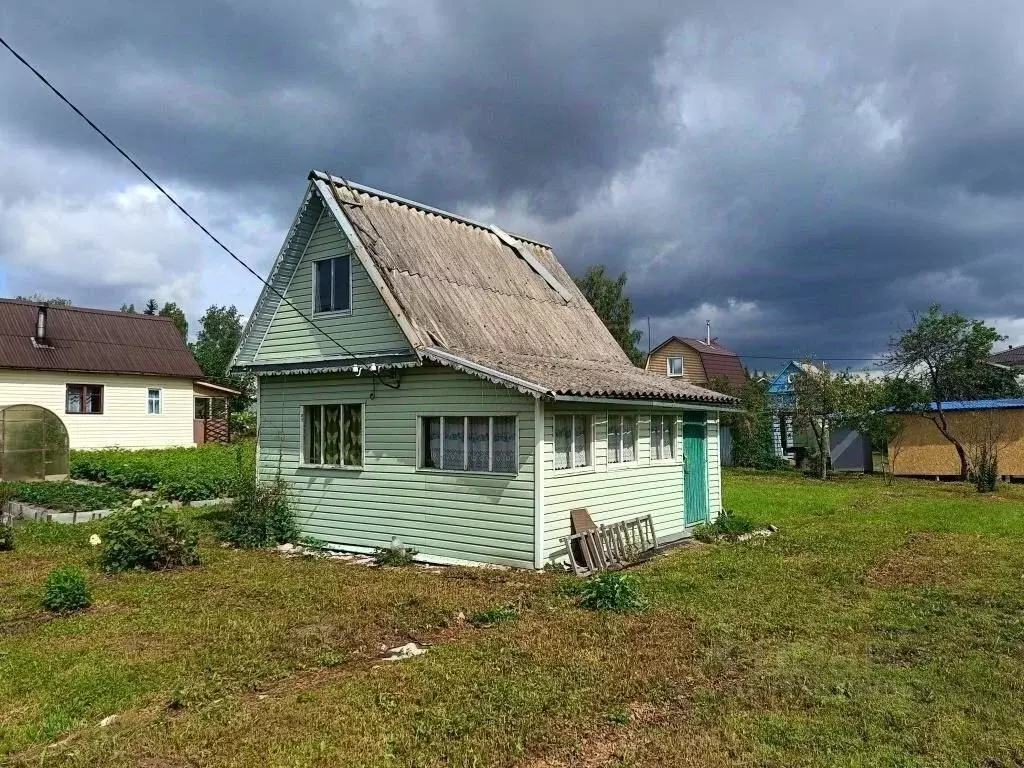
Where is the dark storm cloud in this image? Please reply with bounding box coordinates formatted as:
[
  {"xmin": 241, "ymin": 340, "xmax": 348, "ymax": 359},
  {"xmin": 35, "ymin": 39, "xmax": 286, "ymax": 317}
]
[{"xmin": 3, "ymin": 0, "xmax": 1024, "ymax": 364}]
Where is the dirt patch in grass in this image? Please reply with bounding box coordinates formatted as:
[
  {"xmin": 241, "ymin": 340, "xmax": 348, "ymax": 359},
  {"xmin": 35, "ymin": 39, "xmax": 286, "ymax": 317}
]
[{"xmin": 868, "ymin": 533, "xmax": 995, "ymax": 588}]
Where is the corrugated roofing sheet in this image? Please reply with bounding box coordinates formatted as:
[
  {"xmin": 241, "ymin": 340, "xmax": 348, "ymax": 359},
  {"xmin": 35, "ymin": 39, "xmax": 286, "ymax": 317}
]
[
  {"xmin": 990, "ymin": 347, "xmax": 1024, "ymax": 366},
  {"xmin": 924, "ymin": 399, "xmax": 1024, "ymax": 412},
  {"xmin": 0, "ymin": 299, "xmax": 203, "ymax": 378},
  {"xmin": 317, "ymin": 173, "xmax": 732, "ymax": 405}
]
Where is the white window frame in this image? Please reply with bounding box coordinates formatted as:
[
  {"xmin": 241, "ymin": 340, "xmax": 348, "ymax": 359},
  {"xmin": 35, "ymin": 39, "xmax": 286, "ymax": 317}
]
[
  {"xmin": 147, "ymin": 387, "xmax": 163, "ymax": 415},
  {"xmin": 667, "ymin": 356, "xmax": 684, "ymax": 377},
  {"xmin": 311, "ymin": 254, "xmax": 354, "ymax": 316},
  {"xmin": 650, "ymin": 414, "xmax": 679, "ymax": 463},
  {"xmin": 552, "ymin": 413, "xmax": 594, "ymax": 473},
  {"xmin": 607, "ymin": 414, "xmax": 639, "ymax": 468},
  {"xmin": 417, "ymin": 415, "xmax": 519, "ymax": 476},
  {"xmin": 299, "ymin": 402, "xmax": 365, "ymax": 470}
]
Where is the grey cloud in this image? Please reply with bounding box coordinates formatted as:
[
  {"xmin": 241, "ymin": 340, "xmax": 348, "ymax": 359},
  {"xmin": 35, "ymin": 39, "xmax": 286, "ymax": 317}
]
[{"xmin": 3, "ymin": 0, "xmax": 1024, "ymax": 365}]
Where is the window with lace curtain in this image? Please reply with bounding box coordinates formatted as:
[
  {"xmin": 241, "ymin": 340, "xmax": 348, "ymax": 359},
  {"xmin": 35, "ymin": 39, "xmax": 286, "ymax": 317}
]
[
  {"xmin": 553, "ymin": 414, "xmax": 591, "ymax": 471},
  {"xmin": 607, "ymin": 414, "xmax": 637, "ymax": 465},
  {"xmin": 420, "ymin": 416, "xmax": 517, "ymax": 473},
  {"xmin": 650, "ymin": 414, "xmax": 676, "ymax": 460}
]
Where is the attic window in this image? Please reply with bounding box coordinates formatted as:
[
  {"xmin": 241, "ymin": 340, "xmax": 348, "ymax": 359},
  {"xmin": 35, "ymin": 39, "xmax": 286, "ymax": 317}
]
[
  {"xmin": 667, "ymin": 357, "xmax": 684, "ymax": 377},
  {"xmin": 314, "ymin": 255, "xmax": 351, "ymax": 314}
]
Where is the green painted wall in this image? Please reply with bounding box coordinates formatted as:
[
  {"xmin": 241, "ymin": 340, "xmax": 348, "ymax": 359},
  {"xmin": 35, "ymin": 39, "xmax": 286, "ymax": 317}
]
[
  {"xmin": 541, "ymin": 403, "xmax": 721, "ymax": 563},
  {"xmin": 254, "ymin": 208, "xmax": 411, "ymax": 363},
  {"xmin": 257, "ymin": 365, "xmax": 537, "ymax": 567}
]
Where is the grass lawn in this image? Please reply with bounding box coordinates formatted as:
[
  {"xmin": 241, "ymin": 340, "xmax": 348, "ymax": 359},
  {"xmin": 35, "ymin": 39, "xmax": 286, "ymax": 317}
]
[{"xmin": 4, "ymin": 472, "xmax": 1024, "ymax": 766}]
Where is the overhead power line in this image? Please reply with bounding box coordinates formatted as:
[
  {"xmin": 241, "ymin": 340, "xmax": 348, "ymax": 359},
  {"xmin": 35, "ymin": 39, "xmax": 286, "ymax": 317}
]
[{"xmin": 0, "ymin": 33, "xmax": 398, "ymax": 388}]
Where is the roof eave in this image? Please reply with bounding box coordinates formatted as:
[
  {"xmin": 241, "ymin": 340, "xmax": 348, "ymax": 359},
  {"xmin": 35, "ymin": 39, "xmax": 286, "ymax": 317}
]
[{"xmin": 550, "ymin": 394, "xmax": 742, "ymax": 411}]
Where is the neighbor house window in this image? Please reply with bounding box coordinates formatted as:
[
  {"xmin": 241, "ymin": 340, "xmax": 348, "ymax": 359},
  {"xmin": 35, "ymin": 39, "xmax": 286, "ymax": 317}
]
[
  {"xmin": 314, "ymin": 255, "xmax": 351, "ymax": 313},
  {"xmin": 650, "ymin": 415, "xmax": 676, "ymax": 460},
  {"xmin": 607, "ymin": 415, "xmax": 637, "ymax": 464},
  {"xmin": 667, "ymin": 357, "xmax": 684, "ymax": 377},
  {"xmin": 303, "ymin": 403, "xmax": 363, "ymax": 467},
  {"xmin": 66, "ymin": 384, "xmax": 103, "ymax": 414},
  {"xmin": 420, "ymin": 416, "xmax": 517, "ymax": 473},
  {"xmin": 147, "ymin": 388, "xmax": 162, "ymax": 415},
  {"xmin": 553, "ymin": 414, "xmax": 592, "ymax": 471}
]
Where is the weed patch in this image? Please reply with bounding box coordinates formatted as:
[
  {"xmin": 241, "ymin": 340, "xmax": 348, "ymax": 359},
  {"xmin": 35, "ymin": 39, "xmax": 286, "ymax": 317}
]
[
  {"xmin": 372, "ymin": 545, "xmax": 418, "ymax": 566},
  {"xmin": 469, "ymin": 604, "xmax": 518, "ymax": 627},
  {"xmin": 692, "ymin": 509, "xmax": 757, "ymax": 542},
  {"xmin": 41, "ymin": 565, "xmax": 91, "ymax": 612},
  {"xmin": 579, "ymin": 572, "xmax": 647, "ymax": 613}
]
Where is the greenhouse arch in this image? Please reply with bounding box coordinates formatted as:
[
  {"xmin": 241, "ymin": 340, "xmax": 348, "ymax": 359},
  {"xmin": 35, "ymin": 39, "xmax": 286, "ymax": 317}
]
[{"xmin": 0, "ymin": 404, "xmax": 70, "ymax": 481}]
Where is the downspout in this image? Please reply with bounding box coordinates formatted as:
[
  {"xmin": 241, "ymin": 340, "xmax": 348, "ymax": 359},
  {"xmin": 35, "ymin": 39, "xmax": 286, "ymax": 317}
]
[{"xmin": 533, "ymin": 397, "xmax": 545, "ymax": 569}]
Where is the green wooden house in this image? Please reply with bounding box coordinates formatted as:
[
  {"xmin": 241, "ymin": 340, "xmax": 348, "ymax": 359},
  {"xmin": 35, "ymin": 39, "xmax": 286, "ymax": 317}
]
[{"xmin": 231, "ymin": 171, "xmax": 737, "ymax": 568}]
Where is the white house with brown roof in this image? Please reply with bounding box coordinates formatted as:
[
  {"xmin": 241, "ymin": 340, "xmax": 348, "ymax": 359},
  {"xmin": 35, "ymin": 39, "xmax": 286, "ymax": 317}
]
[
  {"xmin": 0, "ymin": 299, "xmax": 237, "ymax": 452},
  {"xmin": 232, "ymin": 171, "xmax": 738, "ymax": 569}
]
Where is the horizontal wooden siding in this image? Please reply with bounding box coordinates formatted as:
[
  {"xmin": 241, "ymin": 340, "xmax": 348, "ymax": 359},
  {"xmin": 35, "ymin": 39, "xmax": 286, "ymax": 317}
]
[
  {"xmin": 542, "ymin": 403, "xmax": 685, "ymax": 562},
  {"xmin": 645, "ymin": 339, "xmax": 708, "ymax": 385},
  {"xmin": 258, "ymin": 366, "xmax": 537, "ymax": 567},
  {"xmin": 255, "ymin": 208, "xmax": 411, "ymax": 363}
]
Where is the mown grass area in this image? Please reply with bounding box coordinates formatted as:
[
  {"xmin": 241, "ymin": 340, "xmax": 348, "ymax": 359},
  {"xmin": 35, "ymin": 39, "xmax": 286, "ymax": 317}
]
[
  {"xmin": 69, "ymin": 442, "xmax": 253, "ymax": 502},
  {"xmin": 3, "ymin": 472, "xmax": 1024, "ymax": 766}
]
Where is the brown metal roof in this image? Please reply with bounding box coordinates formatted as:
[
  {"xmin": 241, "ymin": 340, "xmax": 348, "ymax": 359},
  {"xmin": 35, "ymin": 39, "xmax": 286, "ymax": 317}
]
[
  {"xmin": 991, "ymin": 346, "xmax": 1024, "ymax": 366},
  {"xmin": 320, "ymin": 174, "xmax": 734, "ymax": 406},
  {"xmin": 0, "ymin": 299, "xmax": 203, "ymax": 379}
]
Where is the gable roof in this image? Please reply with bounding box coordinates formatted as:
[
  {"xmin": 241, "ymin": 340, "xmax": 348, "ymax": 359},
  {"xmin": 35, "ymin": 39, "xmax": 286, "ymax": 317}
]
[
  {"xmin": 234, "ymin": 172, "xmax": 734, "ymax": 405},
  {"xmin": 990, "ymin": 346, "xmax": 1024, "ymax": 367},
  {"xmin": 0, "ymin": 299, "xmax": 203, "ymax": 379},
  {"xmin": 649, "ymin": 335, "xmax": 746, "ymax": 387}
]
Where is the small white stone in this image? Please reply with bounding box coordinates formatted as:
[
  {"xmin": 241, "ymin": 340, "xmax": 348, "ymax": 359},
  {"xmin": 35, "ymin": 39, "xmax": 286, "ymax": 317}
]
[
  {"xmin": 98, "ymin": 715, "xmax": 118, "ymax": 727},
  {"xmin": 384, "ymin": 642, "xmax": 427, "ymax": 661},
  {"xmin": 277, "ymin": 543, "xmax": 296, "ymax": 553},
  {"xmin": 131, "ymin": 499, "xmax": 144, "ymax": 509}
]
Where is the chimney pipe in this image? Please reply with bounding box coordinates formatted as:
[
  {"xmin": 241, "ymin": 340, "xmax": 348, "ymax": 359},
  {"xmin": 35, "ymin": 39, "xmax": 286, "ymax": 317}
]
[
  {"xmin": 35, "ymin": 305, "xmax": 48, "ymax": 343},
  {"xmin": 706, "ymin": 320, "xmax": 711, "ymax": 346}
]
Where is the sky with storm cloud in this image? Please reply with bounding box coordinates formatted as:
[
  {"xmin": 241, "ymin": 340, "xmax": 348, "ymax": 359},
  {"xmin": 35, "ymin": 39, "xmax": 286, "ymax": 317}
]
[{"xmin": 2, "ymin": 0, "xmax": 1023, "ymax": 371}]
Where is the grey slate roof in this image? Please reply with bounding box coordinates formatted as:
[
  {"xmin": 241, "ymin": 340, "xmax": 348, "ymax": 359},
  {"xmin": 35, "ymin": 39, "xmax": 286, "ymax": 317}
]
[{"xmin": 238, "ymin": 172, "xmax": 736, "ymax": 406}]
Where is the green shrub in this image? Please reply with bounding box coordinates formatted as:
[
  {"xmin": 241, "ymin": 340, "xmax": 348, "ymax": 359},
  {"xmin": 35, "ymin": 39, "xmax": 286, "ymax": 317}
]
[
  {"xmin": 372, "ymin": 546, "xmax": 418, "ymax": 566},
  {"xmin": 0, "ymin": 521, "xmax": 14, "ymax": 552},
  {"xmin": 229, "ymin": 411, "xmax": 257, "ymax": 438},
  {"xmin": 579, "ymin": 572, "xmax": 647, "ymax": 614},
  {"xmin": 0, "ymin": 481, "xmax": 132, "ymax": 513},
  {"xmin": 469, "ymin": 604, "xmax": 518, "ymax": 627},
  {"xmin": 99, "ymin": 500, "xmax": 200, "ymax": 572},
  {"xmin": 42, "ymin": 565, "xmax": 92, "ymax": 612},
  {"xmin": 692, "ymin": 509, "xmax": 757, "ymax": 543},
  {"xmin": 225, "ymin": 473, "xmax": 296, "ymax": 549},
  {"xmin": 972, "ymin": 449, "xmax": 999, "ymax": 493}
]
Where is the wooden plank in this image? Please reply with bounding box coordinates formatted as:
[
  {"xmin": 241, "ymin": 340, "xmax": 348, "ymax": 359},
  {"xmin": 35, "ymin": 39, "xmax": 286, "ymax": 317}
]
[
  {"xmin": 490, "ymin": 226, "xmax": 574, "ymax": 304},
  {"xmin": 561, "ymin": 536, "xmax": 583, "ymax": 576}
]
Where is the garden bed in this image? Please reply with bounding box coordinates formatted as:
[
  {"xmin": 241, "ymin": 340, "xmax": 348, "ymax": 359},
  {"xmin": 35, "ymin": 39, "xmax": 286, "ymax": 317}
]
[
  {"xmin": 70, "ymin": 443, "xmax": 250, "ymax": 502},
  {"xmin": 1, "ymin": 481, "xmax": 132, "ymax": 514}
]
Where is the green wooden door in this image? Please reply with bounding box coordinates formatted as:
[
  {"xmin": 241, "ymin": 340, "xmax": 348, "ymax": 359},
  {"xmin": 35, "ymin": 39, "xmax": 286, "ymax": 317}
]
[{"xmin": 684, "ymin": 416, "xmax": 709, "ymax": 525}]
